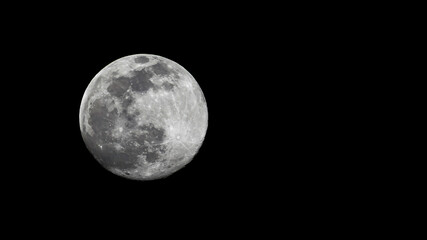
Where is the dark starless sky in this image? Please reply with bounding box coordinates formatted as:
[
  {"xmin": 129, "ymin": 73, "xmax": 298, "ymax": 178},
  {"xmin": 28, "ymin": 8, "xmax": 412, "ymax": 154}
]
[
  {"xmin": 1, "ymin": 4, "xmax": 398, "ymax": 236},
  {"xmin": 13, "ymin": 27, "xmax": 322, "ymax": 183},
  {"xmin": 16, "ymin": 32, "xmax": 264, "ymax": 196},
  {"xmin": 5, "ymin": 9, "xmax": 364, "ymax": 226},
  {"xmin": 18, "ymin": 38, "xmax": 318, "ymax": 212}
]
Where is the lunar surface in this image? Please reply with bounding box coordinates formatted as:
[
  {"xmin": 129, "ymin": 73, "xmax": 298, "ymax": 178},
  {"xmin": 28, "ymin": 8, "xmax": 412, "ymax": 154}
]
[{"xmin": 79, "ymin": 54, "xmax": 208, "ymax": 180}]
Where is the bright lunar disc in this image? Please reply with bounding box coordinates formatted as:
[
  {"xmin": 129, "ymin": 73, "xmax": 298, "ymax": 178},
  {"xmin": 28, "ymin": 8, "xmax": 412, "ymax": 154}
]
[{"xmin": 79, "ymin": 54, "xmax": 208, "ymax": 180}]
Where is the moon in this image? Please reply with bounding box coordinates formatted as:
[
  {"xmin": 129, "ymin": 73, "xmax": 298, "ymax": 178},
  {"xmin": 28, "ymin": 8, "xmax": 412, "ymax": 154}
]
[{"xmin": 79, "ymin": 54, "xmax": 208, "ymax": 180}]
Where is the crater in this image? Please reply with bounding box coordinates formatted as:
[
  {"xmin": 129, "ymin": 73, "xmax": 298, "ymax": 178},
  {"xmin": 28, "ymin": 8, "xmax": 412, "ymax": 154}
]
[{"xmin": 134, "ymin": 56, "xmax": 149, "ymax": 64}]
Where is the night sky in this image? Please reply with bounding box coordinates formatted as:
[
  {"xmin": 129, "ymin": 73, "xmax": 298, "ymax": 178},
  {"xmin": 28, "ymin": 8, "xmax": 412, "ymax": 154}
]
[{"xmin": 3, "ymin": 4, "xmax": 370, "ymax": 233}]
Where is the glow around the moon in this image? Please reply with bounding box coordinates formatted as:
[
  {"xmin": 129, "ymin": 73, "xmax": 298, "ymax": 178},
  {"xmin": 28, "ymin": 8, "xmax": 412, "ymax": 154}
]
[{"xmin": 79, "ymin": 54, "xmax": 208, "ymax": 180}]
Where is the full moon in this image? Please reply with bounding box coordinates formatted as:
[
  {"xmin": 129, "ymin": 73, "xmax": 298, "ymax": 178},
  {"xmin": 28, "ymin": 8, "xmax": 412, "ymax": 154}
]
[{"xmin": 79, "ymin": 54, "xmax": 208, "ymax": 180}]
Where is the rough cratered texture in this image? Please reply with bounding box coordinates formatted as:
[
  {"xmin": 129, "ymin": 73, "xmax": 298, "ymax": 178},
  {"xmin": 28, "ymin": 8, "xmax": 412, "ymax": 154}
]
[{"xmin": 79, "ymin": 54, "xmax": 208, "ymax": 180}]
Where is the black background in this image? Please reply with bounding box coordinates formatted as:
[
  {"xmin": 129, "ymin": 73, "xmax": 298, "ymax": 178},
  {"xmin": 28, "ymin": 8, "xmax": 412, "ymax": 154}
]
[
  {"xmin": 7, "ymin": 10, "xmax": 289, "ymax": 220},
  {"xmin": 3, "ymin": 3, "xmax": 388, "ymax": 234}
]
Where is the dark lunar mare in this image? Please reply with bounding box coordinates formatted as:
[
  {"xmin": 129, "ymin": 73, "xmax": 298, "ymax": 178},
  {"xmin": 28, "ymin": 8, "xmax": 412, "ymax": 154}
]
[
  {"xmin": 162, "ymin": 81, "xmax": 175, "ymax": 91},
  {"xmin": 151, "ymin": 62, "xmax": 180, "ymax": 82},
  {"xmin": 134, "ymin": 56, "xmax": 149, "ymax": 64},
  {"xmin": 86, "ymin": 98, "xmax": 139, "ymax": 170},
  {"xmin": 151, "ymin": 62, "xmax": 170, "ymax": 76},
  {"xmin": 106, "ymin": 69, "xmax": 156, "ymax": 96},
  {"xmin": 107, "ymin": 77, "xmax": 131, "ymax": 98},
  {"xmin": 106, "ymin": 65, "xmax": 178, "ymax": 100},
  {"xmin": 129, "ymin": 123, "xmax": 167, "ymax": 163},
  {"xmin": 129, "ymin": 69, "xmax": 155, "ymax": 93},
  {"xmin": 88, "ymin": 99, "xmax": 117, "ymax": 140},
  {"xmin": 137, "ymin": 123, "xmax": 165, "ymax": 144},
  {"xmin": 85, "ymin": 96, "xmax": 168, "ymax": 171},
  {"xmin": 120, "ymin": 92, "xmax": 139, "ymax": 129}
]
